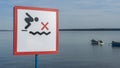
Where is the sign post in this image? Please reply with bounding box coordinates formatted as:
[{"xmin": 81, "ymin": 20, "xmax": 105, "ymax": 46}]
[
  {"xmin": 14, "ymin": 6, "xmax": 59, "ymax": 68},
  {"xmin": 35, "ymin": 54, "xmax": 38, "ymax": 68}
]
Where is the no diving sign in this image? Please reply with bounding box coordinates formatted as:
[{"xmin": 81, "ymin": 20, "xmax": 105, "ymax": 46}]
[{"xmin": 14, "ymin": 6, "xmax": 59, "ymax": 55}]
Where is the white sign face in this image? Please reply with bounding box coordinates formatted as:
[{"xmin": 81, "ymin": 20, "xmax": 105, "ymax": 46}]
[{"xmin": 14, "ymin": 6, "xmax": 59, "ymax": 55}]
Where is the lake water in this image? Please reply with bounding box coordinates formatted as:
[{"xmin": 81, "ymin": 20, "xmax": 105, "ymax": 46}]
[{"xmin": 1, "ymin": 31, "xmax": 120, "ymax": 68}]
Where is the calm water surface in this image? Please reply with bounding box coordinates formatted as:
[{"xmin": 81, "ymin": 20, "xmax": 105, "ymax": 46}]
[{"xmin": 1, "ymin": 31, "xmax": 120, "ymax": 68}]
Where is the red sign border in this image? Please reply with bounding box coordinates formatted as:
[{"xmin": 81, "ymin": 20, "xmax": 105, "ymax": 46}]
[{"xmin": 14, "ymin": 6, "xmax": 59, "ymax": 55}]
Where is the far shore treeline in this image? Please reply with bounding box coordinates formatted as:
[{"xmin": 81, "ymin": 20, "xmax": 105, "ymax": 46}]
[
  {"xmin": 59, "ymin": 28, "xmax": 120, "ymax": 31},
  {"xmin": 1, "ymin": 28, "xmax": 120, "ymax": 31}
]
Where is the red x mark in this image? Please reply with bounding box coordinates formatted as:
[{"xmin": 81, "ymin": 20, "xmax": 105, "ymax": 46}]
[{"xmin": 41, "ymin": 22, "xmax": 49, "ymax": 30}]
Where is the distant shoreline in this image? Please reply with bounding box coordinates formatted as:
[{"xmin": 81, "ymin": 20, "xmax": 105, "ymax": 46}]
[
  {"xmin": 1, "ymin": 28, "xmax": 120, "ymax": 31},
  {"xmin": 0, "ymin": 30, "xmax": 13, "ymax": 32},
  {"xmin": 59, "ymin": 28, "xmax": 120, "ymax": 31}
]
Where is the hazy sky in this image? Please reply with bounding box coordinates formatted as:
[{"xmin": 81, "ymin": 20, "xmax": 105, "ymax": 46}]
[{"xmin": 1, "ymin": 0, "xmax": 120, "ymax": 30}]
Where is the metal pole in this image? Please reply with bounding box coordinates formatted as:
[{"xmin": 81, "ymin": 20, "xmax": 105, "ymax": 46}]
[{"xmin": 35, "ymin": 54, "xmax": 38, "ymax": 68}]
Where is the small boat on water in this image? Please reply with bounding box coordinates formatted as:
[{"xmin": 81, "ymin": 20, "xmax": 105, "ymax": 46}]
[
  {"xmin": 112, "ymin": 41, "xmax": 120, "ymax": 47},
  {"xmin": 91, "ymin": 39, "xmax": 104, "ymax": 45}
]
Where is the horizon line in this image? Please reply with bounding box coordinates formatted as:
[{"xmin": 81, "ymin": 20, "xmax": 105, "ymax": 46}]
[{"xmin": 1, "ymin": 28, "xmax": 120, "ymax": 31}]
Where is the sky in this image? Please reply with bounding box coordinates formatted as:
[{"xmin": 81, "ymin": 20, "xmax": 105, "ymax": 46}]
[{"xmin": 1, "ymin": 0, "xmax": 120, "ymax": 30}]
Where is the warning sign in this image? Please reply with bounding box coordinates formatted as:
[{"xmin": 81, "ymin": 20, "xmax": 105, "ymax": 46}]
[{"xmin": 14, "ymin": 6, "xmax": 59, "ymax": 55}]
